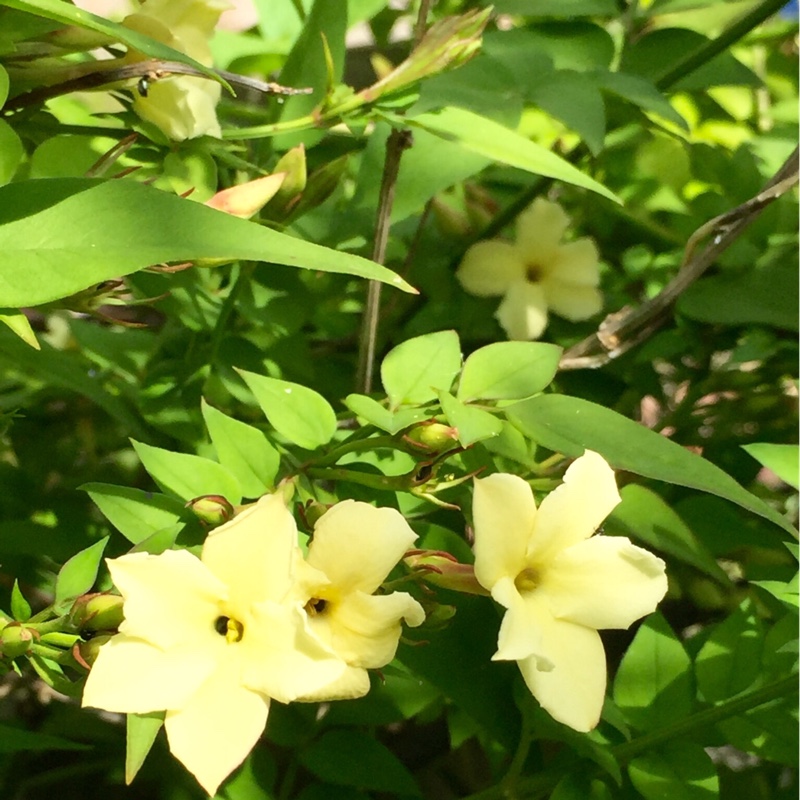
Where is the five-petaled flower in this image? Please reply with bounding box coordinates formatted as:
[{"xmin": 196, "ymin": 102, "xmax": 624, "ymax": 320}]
[
  {"xmin": 293, "ymin": 500, "xmax": 426, "ymax": 701},
  {"xmin": 122, "ymin": 0, "xmax": 230, "ymax": 140},
  {"xmin": 81, "ymin": 492, "xmax": 346, "ymax": 796},
  {"xmin": 456, "ymin": 198, "xmax": 603, "ymax": 341},
  {"xmin": 471, "ymin": 450, "xmax": 668, "ymax": 732}
]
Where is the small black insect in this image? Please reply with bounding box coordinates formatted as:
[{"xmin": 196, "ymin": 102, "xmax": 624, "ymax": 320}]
[{"xmin": 137, "ymin": 75, "xmax": 149, "ymax": 98}]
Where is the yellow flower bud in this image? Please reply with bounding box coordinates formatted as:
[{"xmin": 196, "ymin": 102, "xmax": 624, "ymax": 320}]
[
  {"xmin": 0, "ymin": 624, "xmax": 35, "ymax": 659},
  {"xmin": 404, "ymin": 550, "xmax": 486, "ymax": 595},
  {"xmin": 186, "ymin": 494, "xmax": 235, "ymax": 526},
  {"xmin": 69, "ymin": 593, "xmax": 125, "ymax": 633}
]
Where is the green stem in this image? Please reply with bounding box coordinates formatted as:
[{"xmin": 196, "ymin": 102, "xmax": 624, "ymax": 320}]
[
  {"xmin": 306, "ymin": 466, "xmax": 411, "ymax": 492},
  {"xmin": 655, "ymin": 0, "xmax": 787, "ymax": 90},
  {"xmin": 28, "ymin": 615, "xmax": 69, "ymax": 635},
  {"xmin": 462, "ymin": 674, "xmax": 798, "ymax": 800},
  {"xmin": 309, "ymin": 435, "xmax": 399, "ymax": 468}
]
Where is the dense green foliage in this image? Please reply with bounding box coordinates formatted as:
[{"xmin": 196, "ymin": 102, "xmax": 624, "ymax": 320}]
[{"xmin": 0, "ymin": 1, "xmax": 796, "ymax": 799}]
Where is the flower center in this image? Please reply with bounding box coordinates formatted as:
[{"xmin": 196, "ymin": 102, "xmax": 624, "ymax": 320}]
[
  {"xmin": 525, "ymin": 263, "xmax": 543, "ymax": 282},
  {"xmin": 214, "ymin": 615, "xmax": 244, "ymax": 643},
  {"xmin": 305, "ymin": 598, "xmax": 328, "ymax": 616},
  {"xmin": 515, "ymin": 567, "xmax": 540, "ymax": 593}
]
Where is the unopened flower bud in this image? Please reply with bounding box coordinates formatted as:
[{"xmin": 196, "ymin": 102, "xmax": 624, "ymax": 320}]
[
  {"xmin": 404, "ymin": 550, "xmax": 486, "ymax": 595},
  {"xmin": 403, "ymin": 421, "xmax": 459, "ymax": 454},
  {"xmin": 205, "ymin": 173, "xmax": 287, "ymax": 218},
  {"xmin": 0, "ymin": 624, "xmax": 35, "ymax": 658},
  {"xmin": 69, "ymin": 593, "xmax": 125, "ymax": 633},
  {"xmin": 187, "ymin": 495, "xmax": 234, "ymax": 526},
  {"xmin": 74, "ymin": 633, "xmax": 114, "ymax": 669},
  {"xmin": 422, "ymin": 603, "xmax": 457, "ymax": 629},
  {"xmin": 301, "ymin": 500, "xmax": 331, "ymax": 531}
]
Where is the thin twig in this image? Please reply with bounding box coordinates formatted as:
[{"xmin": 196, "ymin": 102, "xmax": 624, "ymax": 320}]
[
  {"xmin": 354, "ymin": 0, "xmax": 433, "ymax": 393},
  {"xmin": 5, "ymin": 58, "xmax": 311, "ymax": 113},
  {"xmin": 559, "ymin": 147, "xmax": 799, "ymax": 370}
]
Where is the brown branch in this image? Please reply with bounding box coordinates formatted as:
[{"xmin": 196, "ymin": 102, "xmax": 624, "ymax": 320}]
[
  {"xmin": 5, "ymin": 58, "xmax": 311, "ymax": 113},
  {"xmin": 559, "ymin": 147, "xmax": 799, "ymax": 370}
]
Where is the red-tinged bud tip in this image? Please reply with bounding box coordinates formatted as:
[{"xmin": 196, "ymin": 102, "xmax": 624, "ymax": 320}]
[{"xmin": 186, "ymin": 495, "xmax": 235, "ymax": 526}]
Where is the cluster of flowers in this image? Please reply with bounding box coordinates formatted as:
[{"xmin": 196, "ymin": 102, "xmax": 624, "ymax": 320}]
[{"xmin": 82, "ymin": 452, "xmax": 668, "ymax": 795}]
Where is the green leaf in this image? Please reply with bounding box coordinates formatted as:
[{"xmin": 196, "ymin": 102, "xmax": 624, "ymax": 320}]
[
  {"xmin": 126, "ymin": 712, "xmax": 165, "ymax": 785},
  {"xmin": 457, "ymin": 342, "xmax": 562, "ymax": 402},
  {"xmin": 595, "ymin": 70, "xmax": 688, "ymax": 129},
  {"xmin": 613, "ymin": 612, "xmax": 694, "ymax": 731},
  {"xmin": 439, "ymin": 391, "xmax": 502, "ymax": 447},
  {"xmin": 0, "ymin": 723, "xmax": 88, "ymax": 753},
  {"xmin": 0, "ymin": 64, "xmax": 8, "ymax": 107},
  {"xmin": 1, "ymin": 0, "xmax": 223, "ymax": 85},
  {"xmin": 131, "ymin": 440, "xmax": 242, "ymax": 504},
  {"xmin": 82, "ymin": 483, "xmax": 186, "ymax": 545},
  {"xmin": 344, "ymin": 394, "xmax": 427, "ymax": 434},
  {"xmin": 551, "ymin": 774, "xmax": 615, "ymax": 800},
  {"xmin": 0, "ymin": 178, "xmax": 414, "ymax": 308},
  {"xmin": 10, "ymin": 580, "xmax": 31, "ymax": 622},
  {"xmin": 628, "ymin": 742, "xmax": 719, "ymax": 800},
  {"xmin": 273, "ymin": 0, "xmax": 347, "ymax": 149},
  {"xmin": 0, "ymin": 119, "xmax": 23, "ymax": 185},
  {"xmin": 202, "ymin": 401, "xmax": 280, "ymax": 497},
  {"xmin": 0, "ymin": 309, "xmax": 38, "ymax": 349},
  {"xmin": 392, "ymin": 106, "xmax": 620, "ymax": 202},
  {"xmin": 678, "ymin": 257, "xmax": 799, "ymax": 331},
  {"xmin": 695, "ymin": 600, "xmax": 764, "ymax": 704},
  {"xmin": 299, "ymin": 730, "xmax": 421, "ymax": 796},
  {"xmin": 53, "ymin": 537, "xmax": 108, "ymax": 613},
  {"xmin": 238, "ymin": 371, "xmax": 337, "ymax": 450},
  {"xmin": 381, "ymin": 330, "xmax": 462, "ymax": 410},
  {"xmin": 507, "ymin": 393, "xmax": 797, "ymax": 536},
  {"xmin": 743, "ymin": 443, "xmax": 799, "ymax": 489},
  {"xmin": 607, "ymin": 484, "xmax": 731, "ymax": 584}
]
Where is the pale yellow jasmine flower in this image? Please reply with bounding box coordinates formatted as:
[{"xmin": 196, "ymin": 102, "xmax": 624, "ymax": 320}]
[
  {"xmin": 293, "ymin": 500, "xmax": 426, "ymax": 701},
  {"xmin": 471, "ymin": 451, "xmax": 668, "ymax": 732},
  {"xmin": 82, "ymin": 493, "xmax": 345, "ymax": 796},
  {"xmin": 122, "ymin": 0, "xmax": 231, "ymax": 140},
  {"xmin": 456, "ymin": 198, "xmax": 603, "ymax": 340}
]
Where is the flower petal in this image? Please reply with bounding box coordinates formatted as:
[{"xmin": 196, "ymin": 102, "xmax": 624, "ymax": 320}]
[
  {"xmin": 516, "ymin": 615, "xmax": 607, "ymax": 732},
  {"xmin": 165, "ymin": 653, "xmax": 269, "ymax": 796},
  {"xmin": 457, "ymin": 241, "xmax": 526, "ymax": 297},
  {"xmin": 133, "ymin": 78, "xmax": 222, "ymax": 141},
  {"xmin": 541, "ymin": 536, "xmax": 668, "ymax": 629},
  {"xmin": 241, "ymin": 600, "xmax": 345, "ymax": 704},
  {"xmin": 82, "ymin": 635, "xmax": 220, "ymax": 714},
  {"xmin": 108, "ymin": 550, "xmax": 226, "ymax": 650},
  {"xmin": 491, "ymin": 577, "xmax": 549, "ymax": 666},
  {"xmin": 472, "ymin": 473, "xmax": 537, "ymax": 592},
  {"xmin": 515, "ymin": 199, "xmax": 570, "ymax": 264},
  {"xmin": 542, "ymin": 281, "xmax": 603, "ymax": 322},
  {"xmin": 202, "ymin": 492, "xmax": 298, "ymax": 609},
  {"xmin": 312, "ymin": 590, "xmax": 425, "ymax": 669},
  {"xmin": 294, "ymin": 666, "xmax": 371, "ymax": 702},
  {"xmin": 495, "ymin": 280, "xmax": 549, "ymax": 340},
  {"xmin": 527, "ymin": 451, "xmax": 620, "ymax": 564},
  {"xmin": 308, "ymin": 501, "xmax": 418, "ymax": 594},
  {"xmin": 543, "ymin": 239, "xmax": 600, "ymax": 286}
]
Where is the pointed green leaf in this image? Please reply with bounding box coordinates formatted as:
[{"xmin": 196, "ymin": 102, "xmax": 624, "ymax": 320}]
[
  {"xmin": 10, "ymin": 580, "xmax": 31, "ymax": 622},
  {"xmin": 392, "ymin": 106, "xmax": 620, "ymax": 202},
  {"xmin": 743, "ymin": 443, "xmax": 799, "ymax": 490},
  {"xmin": 54, "ymin": 537, "xmax": 109, "ymax": 613},
  {"xmin": 613, "ymin": 612, "xmax": 693, "ymax": 731},
  {"xmin": 439, "ymin": 391, "xmax": 502, "ymax": 447},
  {"xmin": 507, "ymin": 393, "xmax": 797, "ymax": 536},
  {"xmin": 299, "ymin": 730, "xmax": 421, "ymax": 796},
  {"xmin": 131, "ymin": 440, "xmax": 242, "ymax": 504},
  {"xmin": 608, "ymin": 484, "xmax": 731, "ymax": 584},
  {"xmin": 0, "ymin": 310, "xmax": 39, "ymax": 349},
  {"xmin": 628, "ymin": 743, "xmax": 719, "ymax": 800},
  {"xmin": 695, "ymin": 600, "xmax": 764, "ymax": 704},
  {"xmin": 82, "ymin": 483, "xmax": 186, "ymax": 545},
  {"xmin": 126, "ymin": 711, "xmax": 165, "ymax": 785},
  {"xmin": 457, "ymin": 342, "xmax": 561, "ymax": 402},
  {"xmin": 381, "ymin": 330, "xmax": 462, "ymax": 410},
  {"xmin": 0, "ymin": 178, "xmax": 415, "ymax": 308},
  {"xmin": 344, "ymin": 394, "xmax": 427, "ymax": 434},
  {"xmin": 0, "ymin": 722, "xmax": 89, "ymax": 753},
  {"xmin": 1, "ymin": 0, "xmax": 222, "ymax": 85},
  {"xmin": 202, "ymin": 400, "xmax": 280, "ymax": 497},
  {"xmin": 238, "ymin": 371, "xmax": 337, "ymax": 450}
]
